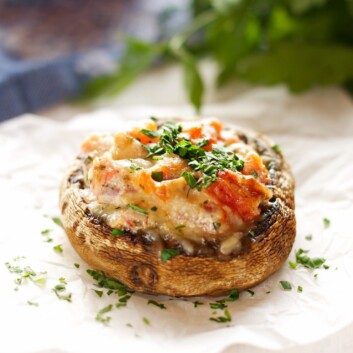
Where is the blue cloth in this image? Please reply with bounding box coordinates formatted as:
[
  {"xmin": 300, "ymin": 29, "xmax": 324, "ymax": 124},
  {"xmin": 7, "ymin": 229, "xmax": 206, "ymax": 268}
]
[
  {"xmin": 0, "ymin": 48, "xmax": 121, "ymax": 122},
  {"xmin": 0, "ymin": 1, "xmax": 188, "ymax": 122}
]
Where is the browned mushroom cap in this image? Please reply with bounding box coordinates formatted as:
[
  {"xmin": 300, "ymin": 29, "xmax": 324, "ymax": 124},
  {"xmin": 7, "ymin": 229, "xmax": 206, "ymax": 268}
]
[{"xmin": 59, "ymin": 127, "xmax": 295, "ymax": 297}]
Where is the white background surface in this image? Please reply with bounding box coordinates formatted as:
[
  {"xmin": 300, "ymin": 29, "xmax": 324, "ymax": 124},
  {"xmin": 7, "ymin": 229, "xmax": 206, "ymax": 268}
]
[{"xmin": 1, "ymin": 64, "xmax": 353, "ymax": 353}]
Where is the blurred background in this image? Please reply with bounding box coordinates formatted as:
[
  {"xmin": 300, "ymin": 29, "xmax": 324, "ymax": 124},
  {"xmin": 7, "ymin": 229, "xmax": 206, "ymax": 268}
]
[{"xmin": 0, "ymin": 0, "xmax": 352, "ymax": 121}]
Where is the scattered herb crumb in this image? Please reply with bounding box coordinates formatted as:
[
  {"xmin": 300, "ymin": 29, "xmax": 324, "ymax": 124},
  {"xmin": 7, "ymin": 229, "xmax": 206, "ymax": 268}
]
[
  {"xmin": 27, "ymin": 300, "xmax": 39, "ymax": 307},
  {"xmin": 41, "ymin": 229, "xmax": 52, "ymax": 235},
  {"xmin": 128, "ymin": 204, "xmax": 148, "ymax": 215},
  {"xmin": 193, "ymin": 301, "xmax": 204, "ymax": 308},
  {"xmin": 151, "ymin": 206, "xmax": 157, "ymax": 212},
  {"xmin": 143, "ymin": 317, "xmax": 150, "ymax": 326},
  {"xmin": 209, "ymin": 309, "xmax": 232, "ymax": 323},
  {"xmin": 148, "ymin": 299, "xmax": 166, "ymax": 309},
  {"xmin": 210, "ymin": 302, "xmax": 227, "ymax": 310},
  {"xmin": 175, "ymin": 225, "xmax": 186, "ymax": 230},
  {"xmin": 289, "ymin": 261, "xmax": 297, "ymax": 270},
  {"xmin": 297, "ymin": 286, "xmax": 303, "ymax": 293},
  {"xmin": 74, "ymin": 263, "xmax": 80, "ymax": 269},
  {"xmin": 94, "ymin": 290, "xmax": 104, "ymax": 298},
  {"xmin": 41, "ymin": 229, "xmax": 53, "ymax": 242},
  {"xmin": 53, "ymin": 244, "xmax": 63, "ymax": 254},
  {"xmin": 246, "ymin": 289, "xmax": 255, "ymax": 296},
  {"xmin": 296, "ymin": 249, "xmax": 326, "ymax": 269},
  {"xmin": 111, "ymin": 229, "xmax": 125, "ymax": 236},
  {"xmin": 213, "ymin": 222, "xmax": 221, "ymax": 232},
  {"xmin": 96, "ymin": 304, "xmax": 113, "ymax": 324},
  {"xmin": 5, "ymin": 261, "xmax": 47, "ymax": 286},
  {"xmin": 271, "ymin": 145, "xmax": 282, "ymax": 154},
  {"xmin": 314, "ymin": 273, "xmax": 318, "ymax": 278},
  {"xmin": 323, "ymin": 217, "xmax": 331, "ymax": 228},
  {"xmin": 248, "ymin": 230, "xmax": 255, "ymax": 239},
  {"xmin": 52, "ymin": 281, "xmax": 72, "ymax": 302},
  {"xmin": 161, "ymin": 249, "xmax": 180, "ymax": 263},
  {"xmin": 305, "ymin": 234, "xmax": 313, "ymax": 241},
  {"xmin": 279, "ymin": 281, "xmax": 292, "ymax": 291},
  {"xmin": 52, "ymin": 217, "xmax": 63, "ymax": 228},
  {"xmin": 151, "ymin": 171, "xmax": 163, "ymax": 182}
]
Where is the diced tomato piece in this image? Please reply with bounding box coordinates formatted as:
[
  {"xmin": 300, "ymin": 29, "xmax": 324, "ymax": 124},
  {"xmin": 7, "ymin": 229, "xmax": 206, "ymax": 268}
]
[
  {"xmin": 242, "ymin": 152, "xmax": 270, "ymax": 184},
  {"xmin": 128, "ymin": 121, "xmax": 158, "ymax": 145},
  {"xmin": 206, "ymin": 170, "xmax": 272, "ymax": 224}
]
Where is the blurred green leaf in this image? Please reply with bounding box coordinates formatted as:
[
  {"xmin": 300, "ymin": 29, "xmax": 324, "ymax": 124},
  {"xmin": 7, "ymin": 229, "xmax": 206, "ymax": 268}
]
[
  {"xmin": 81, "ymin": 37, "xmax": 163, "ymax": 101},
  {"xmin": 181, "ymin": 54, "xmax": 204, "ymax": 112},
  {"xmin": 288, "ymin": 0, "xmax": 328, "ymax": 14},
  {"xmin": 235, "ymin": 42, "xmax": 353, "ymax": 91}
]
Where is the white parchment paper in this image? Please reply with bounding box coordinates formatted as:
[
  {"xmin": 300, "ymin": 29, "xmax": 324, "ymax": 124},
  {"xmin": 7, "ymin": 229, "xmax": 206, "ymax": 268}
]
[{"xmin": 1, "ymin": 87, "xmax": 353, "ymax": 353}]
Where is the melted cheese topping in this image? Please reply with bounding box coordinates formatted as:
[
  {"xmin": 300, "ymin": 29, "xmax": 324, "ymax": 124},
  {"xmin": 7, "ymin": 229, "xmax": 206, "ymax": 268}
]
[{"xmin": 80, "ymin": 118, "xmax": 272, "ymax": 256}]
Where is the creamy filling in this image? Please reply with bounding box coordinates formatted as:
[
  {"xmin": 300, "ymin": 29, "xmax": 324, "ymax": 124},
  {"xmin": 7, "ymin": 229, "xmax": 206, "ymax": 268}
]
[{"xmin": 79, "ymin": 118, "xmax": 273, "ymax": 257}]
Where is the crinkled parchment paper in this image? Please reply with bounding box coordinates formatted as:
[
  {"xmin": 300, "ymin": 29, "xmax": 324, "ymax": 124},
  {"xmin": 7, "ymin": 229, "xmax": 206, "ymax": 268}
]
[{"xmin": 1, "ymin": 88, "xmax": 353, "ymax": 353}]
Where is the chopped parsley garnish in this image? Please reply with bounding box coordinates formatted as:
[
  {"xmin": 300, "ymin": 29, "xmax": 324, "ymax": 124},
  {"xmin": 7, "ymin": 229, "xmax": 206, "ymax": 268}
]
[
  {"xmin": 295, "ymin": 249, "xmax": 326, "ymax": 269},
  {"xmin": 226, "ymin": 289, "xmax": 240, "ymax": 302},
  {"xmin": 52, "ymin": 281, "xmax": 72, "ymax": 302},
  {"xmin": 193, "ymin": 301, "xmax": 204, "ymax": 308},
  {"xmin": 52, "ymin": 217, "xmax": 63, "ymax": 228},
  {"xmin": 143, "ymin": 317, "xmax": 151, "ymax": 325},
  {"xmin": 96, "ymin": 304, "xmax": 113, "ymax": 324},
  {"xmin": 84, "ymin": 155, "xmax": 93, "ymax": 165},
  {"xmin": 289, "ymin": 261, "xmax": 297, "ymax": 270},
  {"xmin": 87, "ymin": 269, "xmax": 131, "ymax": 293},
  {"xmin": 151, "ymin": 206, "xmax": 157, "ymax": 212},
  {"xmin": 279, "ymin": 281, "xmax": 292, "ymax": 290},
  {"xmin": 182, "ymin": 171, "xmax": 198, "ymax": 189},
  {"xmin": 140, "ymin": 121, "xmax": 244, "ymax": 191},
  {"xmin": 323, "ymin": 217, "xmax": 331, "ymax": 228},
  {"xmin": 209, "ymin": 309, "xmax": 232, "ymax": 323},
  {"xmin": 175, "ymin": 225, "xmax": 185, "ymax": 230},
  {"xmin": 213, "ymin": 222, "xmax": 221, "ymax": 232},
  {"xmin": 215, "ymin": 289, "xmax": 239, "ymax": 305},
  {"xmin": 151, "ymin": 171, "xmax": 163, "ymax": 182},
  {"xmin": 150, "ymin": 116, "xmax": 158, "ymax": 123},
  {"xmin": 128, "ymin": 203, "xmax": 148, "ymax": 215},
  {"xmin": 210, "ymin": 302, "xmax": 227, "ymax": 310},
  {"xmin": 74, "ymin": 263, "xmax": 80, "ymax": 269},
  {"xmin": 148, "ymin": 300, "xmax": 166, "ymax": 309},
  {"xmin": 252, "ymin": 171, "xmax": 258, "ymax": 178},
  {"xmin": 41, "ymin": 229, "xmax": 53, "ymax": 243},
  {"xmin": 27, "ymin": 300, "xmax": 39, "ymax": 307},
  {"xmin": 94, "ymin": 290, "xmax": 104, "ymax": 298},
  {"xmin": 161, "ymin": 249, "xmax": 180, "ymax": 263},
  {"xmin": 53, "ymin": 244, "xmax": 63, "ymax": 254},
  {"xmin": 129, "ymin": 160, "xmax": 141, "ymax": 172},
  {"xmin": 271, "ymin": 144, "xmax": 282, "ymax": 154},
  {"xmin": 140, "ymin": 129, "xmax": 159, "ymax": 138},
  {"xmin": 246, "ymin": 289, "xmax": 255, "ymax": 296},
  {"xmin": 305, "ymin": 234, "xmax": 313, "ymax": 241},
  {"xmin": 5, "ymin": 262, "xmax": 47, "ymax": 286},
  {"xmin": 248, "ymin": 230, "xmax": 256, "ymax": 239},
  {"xmin": 111, "ymin": 229, "xmax": 125, "ymax": 236},
  {"xmin": 297, "ymin": 286, "xmax": 303, "ymax": 293}
]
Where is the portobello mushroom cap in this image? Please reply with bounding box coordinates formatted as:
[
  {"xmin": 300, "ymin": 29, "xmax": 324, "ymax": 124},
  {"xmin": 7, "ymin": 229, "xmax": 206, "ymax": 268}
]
[{"xmin": 60, "ymin": 124, "xmax": 296, "ymax": 297}]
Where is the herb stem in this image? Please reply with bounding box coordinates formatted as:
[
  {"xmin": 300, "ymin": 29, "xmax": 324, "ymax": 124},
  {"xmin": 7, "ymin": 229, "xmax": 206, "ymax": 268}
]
[{"xmin": 169, "ymin": 10, "xmax": 217, "ymax": 52}]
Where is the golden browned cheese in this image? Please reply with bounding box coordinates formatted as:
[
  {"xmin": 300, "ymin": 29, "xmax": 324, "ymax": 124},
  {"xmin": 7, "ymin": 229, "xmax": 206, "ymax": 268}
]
[{"xmin": 60, "ymin": 118, "xmax": 296, "ymax": 297}]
